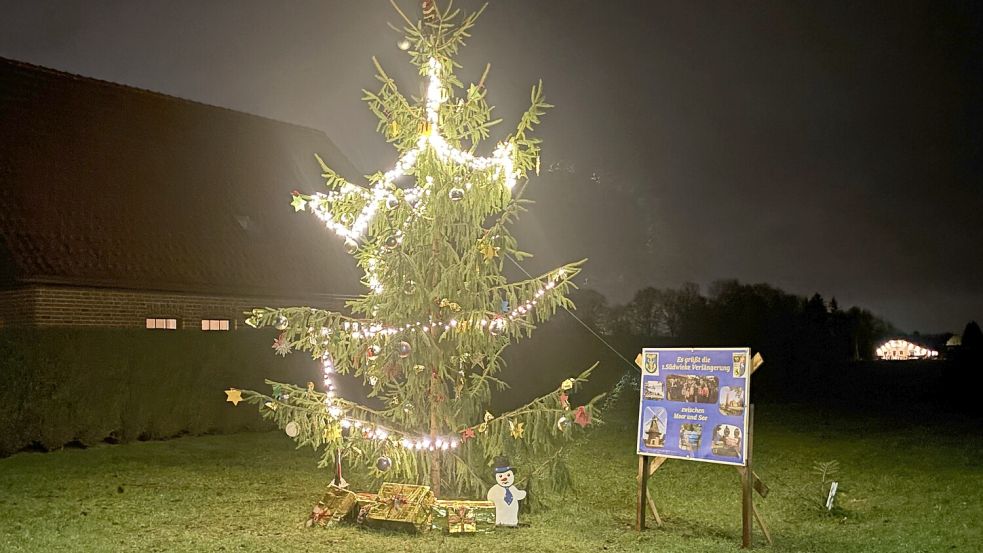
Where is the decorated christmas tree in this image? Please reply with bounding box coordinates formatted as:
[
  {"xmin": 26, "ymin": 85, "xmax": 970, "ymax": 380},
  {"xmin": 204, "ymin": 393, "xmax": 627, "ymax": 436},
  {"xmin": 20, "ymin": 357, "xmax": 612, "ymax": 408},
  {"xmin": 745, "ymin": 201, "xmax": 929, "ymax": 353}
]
[{"xmin": 229, "ymin": 1, "xmax": 601, "ymax": 497}]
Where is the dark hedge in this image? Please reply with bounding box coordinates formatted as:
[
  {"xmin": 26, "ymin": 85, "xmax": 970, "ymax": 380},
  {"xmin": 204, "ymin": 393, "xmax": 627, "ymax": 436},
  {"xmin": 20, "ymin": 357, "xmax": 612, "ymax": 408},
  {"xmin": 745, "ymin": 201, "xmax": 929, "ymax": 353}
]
[
  {"xmin": 0, "ymin": 328, "xmax": 317, "ymax": 456},
  {"xmin": 0, "ymin": 319, "xmax": 634, "ymax": 457}
]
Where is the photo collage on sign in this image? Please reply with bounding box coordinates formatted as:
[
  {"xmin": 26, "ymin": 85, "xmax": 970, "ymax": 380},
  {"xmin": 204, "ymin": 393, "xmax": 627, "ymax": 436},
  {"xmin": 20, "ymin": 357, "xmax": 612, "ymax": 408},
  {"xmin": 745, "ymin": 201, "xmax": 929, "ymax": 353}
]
[{"xmin": 637, "ymin": 348, "xmax": 750, "ymax": 466}]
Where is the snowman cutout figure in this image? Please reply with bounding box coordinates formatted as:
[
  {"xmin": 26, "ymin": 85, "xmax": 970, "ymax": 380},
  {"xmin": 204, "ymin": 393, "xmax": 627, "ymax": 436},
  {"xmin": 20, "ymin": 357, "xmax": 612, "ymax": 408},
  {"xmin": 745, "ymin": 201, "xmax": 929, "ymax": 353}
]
[{"xmin": 487, "ymin": 455, "xmax": 526, "ymax": 527}]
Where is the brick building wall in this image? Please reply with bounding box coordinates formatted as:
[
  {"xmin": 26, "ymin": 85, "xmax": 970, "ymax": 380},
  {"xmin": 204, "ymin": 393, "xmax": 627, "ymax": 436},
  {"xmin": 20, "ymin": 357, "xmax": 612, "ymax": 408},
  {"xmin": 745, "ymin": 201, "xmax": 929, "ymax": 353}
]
[
  {"xmin": 0, "ymin": 288, "xmax": 33, "ymax": 327},
  {"xmin": 0, "ymin": 284, "xmax": 348, "ymax": 329}
]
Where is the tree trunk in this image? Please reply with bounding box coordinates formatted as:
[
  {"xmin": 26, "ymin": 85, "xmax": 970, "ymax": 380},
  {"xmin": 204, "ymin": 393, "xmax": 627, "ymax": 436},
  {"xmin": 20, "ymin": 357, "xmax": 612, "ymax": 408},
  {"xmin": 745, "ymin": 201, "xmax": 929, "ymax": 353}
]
[{"xmin": 429, "ymin": 368, "xmax": 441, "ymax": 496}]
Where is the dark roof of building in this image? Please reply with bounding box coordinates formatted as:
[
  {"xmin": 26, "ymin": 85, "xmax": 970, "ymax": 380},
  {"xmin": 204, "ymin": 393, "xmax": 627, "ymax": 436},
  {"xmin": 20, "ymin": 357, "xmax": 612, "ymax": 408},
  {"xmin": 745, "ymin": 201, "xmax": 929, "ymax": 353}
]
[{"xmin": 0, "ymin": 56, "xmax": 362, "ymax": 299}]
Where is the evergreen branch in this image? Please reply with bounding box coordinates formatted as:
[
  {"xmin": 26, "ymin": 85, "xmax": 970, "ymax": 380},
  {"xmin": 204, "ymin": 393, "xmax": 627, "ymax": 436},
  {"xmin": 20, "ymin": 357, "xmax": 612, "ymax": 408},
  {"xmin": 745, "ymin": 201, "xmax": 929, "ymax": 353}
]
[
  {"xmin": 456, "ymin": 362, "xmax": 600, "ymax": 434},
  {"xmin": 515, "ymin": 445, "xmax": 566, "ymax": 487}
]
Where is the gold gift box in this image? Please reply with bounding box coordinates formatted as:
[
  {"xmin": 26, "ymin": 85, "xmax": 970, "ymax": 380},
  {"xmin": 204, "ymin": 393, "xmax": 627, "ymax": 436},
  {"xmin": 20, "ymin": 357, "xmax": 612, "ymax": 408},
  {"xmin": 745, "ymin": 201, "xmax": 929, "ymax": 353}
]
[
  {"xmin": 432, "ymin": 499, "xmax": 496, "ymax": 534},
  {"xmin": 307, "ymin": 485, "xmax": 357, "ymax": 527},
  {"xmin": 365, "ymin": 483, "xmax": 435, "ymax": 533},
  {"xmin": 354, "ymin": 492, "xmax": 379, "ymax": 524}
]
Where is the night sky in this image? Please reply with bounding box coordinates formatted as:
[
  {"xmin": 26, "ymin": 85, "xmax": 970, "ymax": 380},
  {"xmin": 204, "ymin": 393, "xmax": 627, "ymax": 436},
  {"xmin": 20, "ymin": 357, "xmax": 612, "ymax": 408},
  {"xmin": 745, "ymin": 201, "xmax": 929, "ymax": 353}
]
[{"xmin": 1, "ymin": 1, "xmax": 980, "ymax": 333}]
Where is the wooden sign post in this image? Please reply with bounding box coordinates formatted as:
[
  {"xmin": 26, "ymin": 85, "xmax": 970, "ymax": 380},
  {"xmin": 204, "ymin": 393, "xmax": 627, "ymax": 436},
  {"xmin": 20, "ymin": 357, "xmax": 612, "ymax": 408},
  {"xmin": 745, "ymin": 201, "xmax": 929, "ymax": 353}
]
[{"xmin": 635, "ymin": 351, "xmax": 771, "ymax": 548}]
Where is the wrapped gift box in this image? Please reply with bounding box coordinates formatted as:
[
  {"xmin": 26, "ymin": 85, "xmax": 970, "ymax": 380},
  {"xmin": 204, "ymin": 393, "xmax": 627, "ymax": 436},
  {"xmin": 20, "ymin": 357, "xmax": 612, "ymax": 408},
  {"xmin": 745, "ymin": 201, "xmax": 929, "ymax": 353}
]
[
  {"xmin": 365, "ymin": 483, "xmax": 435, "ymax": 533},
  {"xmin": 432, "ymin": 499, "xmax": 496, "ymax": 534},
  {"xmin": 354, "ymin": 492, "xmax": 379, "ymax": 525},
  {"xmin": 306, "ymin": 485, "xmax": 357, "ymax": 527}
]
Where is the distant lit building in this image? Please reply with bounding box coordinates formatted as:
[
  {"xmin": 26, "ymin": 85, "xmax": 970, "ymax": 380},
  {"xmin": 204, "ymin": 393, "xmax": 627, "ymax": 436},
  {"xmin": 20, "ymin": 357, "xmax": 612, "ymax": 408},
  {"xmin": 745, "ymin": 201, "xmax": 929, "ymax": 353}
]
[{"xmin": 875, "ymin": 339, "xmax": 938, "ymax": 361}]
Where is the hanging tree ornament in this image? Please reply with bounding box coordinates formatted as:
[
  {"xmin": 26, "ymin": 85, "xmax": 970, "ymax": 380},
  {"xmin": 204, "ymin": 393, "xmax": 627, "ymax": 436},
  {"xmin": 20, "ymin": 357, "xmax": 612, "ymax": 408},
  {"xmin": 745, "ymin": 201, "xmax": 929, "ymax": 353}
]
[
  {"xmin": 509, "ymin": 420, "xmax": 525, "ymax": 439},
  {"xmin": 385, "ymin": 195, "xmax": 400, "ymax": 210},
  {"xmin": 367, "ymin": 345, "xmax": 382, "ymax": 361},
  {"xmin": 376, "ymin": 456, "xmax": 392, "ymax": 472},
  {"xmin": 461, "ymin": 427, "xmax": 476, "ymax": 442},
  {"xmin": 558, "ymin": 391, "xmax": 570, "ymax": 410},
  {"xmin": 478, "ymin": 411, "xmax": 494, "ymax": 434},
  {"xmin": 383, "ymin": 235, "xmax": 399, "ymax": 250},
  {"xmin": 285, "ymin": 421, "xmax": 300, "ymax": 438},
  {"xmin": 272, "ymin": 334, "xmax": 292, "ymax": 356},
  {"xmin": 274, "ymin": 314, "xmax": 289, "ymax": 331},
  {"xmin": 573, "ymin": 406, "xmax": 592, "ymax": 428},
  {"xmin": 439, "ymin": 298, "xmax": 462, "ymax": 312},
  {"xmin": 345, "ymin": 239, "xmax": 359, "ymax": 254},
  {"xmin": 557, "ymin": 416, "xmax": 571, "ymax": 431},
  {"xmin": 449, "ymin": 187, "xmax": 465, "ymax": 201},
  {"xmin": 479, "ymin": 241, "xmax": 500, "ymax": 261},
  {"xmin": 290, "ymin": 194, "xmax": 308, "ymax": 212},
  {"xmin": 387, "ymin": 119, "xmax": 401, "ymax": 139},
  {"xmin": 403, "ymin": 280, "xmax": 417, "ymax": 295},
  {"xmin": 561, "ymin": 378, "xmax": 575, "ymax": 391},
  {"xmin": 397, "ymin": 341, "xmax": 412, "ymax": 358},
  {"xmin": 324, "ymin": 425, "xmax": 341, "ymax": 441},
  {"xmin": 224, "ymin": 388, "xmax": 243, "ymax": 406}
]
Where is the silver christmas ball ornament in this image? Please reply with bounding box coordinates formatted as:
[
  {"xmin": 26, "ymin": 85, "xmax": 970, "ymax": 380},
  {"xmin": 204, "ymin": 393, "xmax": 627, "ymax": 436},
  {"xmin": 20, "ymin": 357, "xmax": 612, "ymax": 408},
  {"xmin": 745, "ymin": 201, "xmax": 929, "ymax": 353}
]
[
  {"xmin": 403, "ymin": 280, "xmax": 417, "ymax": 295},
  {"xmin": 397, "ymin": 341, "xmax": 412, "ymax": 358},
  {"xmin": 376, "ymin": 456, "xmax": 392, "ymax": 472}
]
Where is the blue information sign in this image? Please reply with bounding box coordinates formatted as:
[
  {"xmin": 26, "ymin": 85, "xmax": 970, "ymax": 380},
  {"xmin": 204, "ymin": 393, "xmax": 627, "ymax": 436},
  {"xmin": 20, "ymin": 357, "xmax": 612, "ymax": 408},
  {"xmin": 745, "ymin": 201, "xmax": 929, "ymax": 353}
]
[{"xmin": 636, "ymin": 347, "xmax": 750, "ymax": 466}]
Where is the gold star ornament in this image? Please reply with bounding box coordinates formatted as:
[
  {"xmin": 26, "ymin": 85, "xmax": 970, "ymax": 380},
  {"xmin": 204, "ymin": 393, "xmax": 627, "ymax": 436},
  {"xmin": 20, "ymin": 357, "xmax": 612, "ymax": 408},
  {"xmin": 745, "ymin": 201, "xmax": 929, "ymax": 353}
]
[
  {"xmin": 509, "ymin": 420, "xmax": 525, "ymax": 439},
  {"xmin": 225, "ymin": 388, "xmax": 243, "ymax": 406},
  {"xmin": 291, "ymin": 194, "xmax": 308, "ymax": 212},
  {"xmin": 479, "ymin": 242, "xmax": 499, "ymax": 261}
]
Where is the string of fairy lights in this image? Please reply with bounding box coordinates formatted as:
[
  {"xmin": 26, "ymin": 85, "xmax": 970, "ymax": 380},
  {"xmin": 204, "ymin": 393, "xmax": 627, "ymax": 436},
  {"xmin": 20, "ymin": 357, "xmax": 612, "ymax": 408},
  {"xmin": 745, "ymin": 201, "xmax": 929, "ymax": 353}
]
[
  {"xmin": 317, "ymin": 355, "xmax": 464, "ymax": 451},
  {"xmin": 342, "ymin": 269, "xmax": 565, "ymax": 340},
  {"xmin": 309, "ymin": 269, "xmax": 566, "ymax": 451},
  {"xmin": 296, "ymin": 57, "xmax": 517, "ymax": 248}
]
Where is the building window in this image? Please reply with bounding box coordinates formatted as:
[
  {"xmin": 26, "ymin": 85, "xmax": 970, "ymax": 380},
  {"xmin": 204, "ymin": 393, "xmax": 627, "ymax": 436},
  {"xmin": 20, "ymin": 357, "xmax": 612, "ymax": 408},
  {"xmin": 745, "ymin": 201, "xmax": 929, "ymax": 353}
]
[
  {"xmin": 146, "ymin": 318, "xmax": 177, "ymax": 330},
  {"xmin": 201, "ymin": 319, "xmax": 230, "ymax": 331}
]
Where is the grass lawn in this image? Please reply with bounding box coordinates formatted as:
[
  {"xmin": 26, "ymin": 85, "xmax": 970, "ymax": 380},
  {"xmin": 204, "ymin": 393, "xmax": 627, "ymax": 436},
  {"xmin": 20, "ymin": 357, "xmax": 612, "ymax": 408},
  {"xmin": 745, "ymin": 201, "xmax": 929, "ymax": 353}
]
[{"xmin": 1, "ymin": 401, "xmax": 981, "ymax": 552}]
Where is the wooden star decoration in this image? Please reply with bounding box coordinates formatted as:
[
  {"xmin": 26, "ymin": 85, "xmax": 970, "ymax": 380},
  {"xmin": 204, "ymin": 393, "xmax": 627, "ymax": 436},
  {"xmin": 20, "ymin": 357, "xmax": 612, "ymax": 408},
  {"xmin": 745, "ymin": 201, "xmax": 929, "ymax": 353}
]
[
  {"xmin": 225, "ymin": 388, "xmax": 243, "ymax": 406},
  {"xmin": 324, "ymin": 426, "xmax": 342, "ymax": 441},
  {"xmin": 479, "ymin": 242, "xmax": 499, "ymax": 261},
  {"xmin": 290, "ymin": 194, "xmax": 308, "ymax": 212},
  {"xmin": 574, "ymin": 406, "xmax": 591, "ymax": 428},
  {"xmin": 509, "ymin": 420, "xmax": 525, "ymax": 439}
]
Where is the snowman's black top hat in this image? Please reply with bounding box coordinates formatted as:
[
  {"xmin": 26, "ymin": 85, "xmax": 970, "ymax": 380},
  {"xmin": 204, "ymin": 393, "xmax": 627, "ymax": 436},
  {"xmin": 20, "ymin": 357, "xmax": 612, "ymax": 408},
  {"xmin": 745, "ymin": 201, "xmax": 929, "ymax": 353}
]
[{"xmin": 493, "ymin": 455, "xmax": 514, "ymax": 474}]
